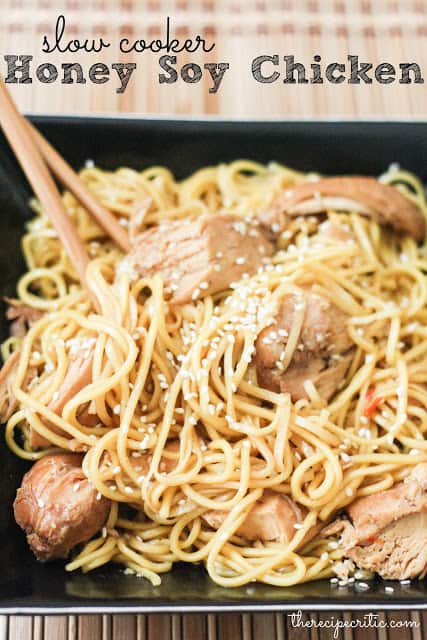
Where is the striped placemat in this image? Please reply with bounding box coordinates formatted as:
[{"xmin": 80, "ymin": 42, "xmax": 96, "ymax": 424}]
[
  {"xmin": 1, "ymin": 1, "xmax": 427, "ymax": 639},
  {"xmin": 1, "ymin": 0, "xmax": 427, "ymax": 118},
  {"xmin": 1, "ymin": 611, "xmax": 427, "ymax": 640}
]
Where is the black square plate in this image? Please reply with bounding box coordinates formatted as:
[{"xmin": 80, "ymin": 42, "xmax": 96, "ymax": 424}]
[{"xmin": 0, "ymin": 117, "xmax": 427, "ymax": 613}]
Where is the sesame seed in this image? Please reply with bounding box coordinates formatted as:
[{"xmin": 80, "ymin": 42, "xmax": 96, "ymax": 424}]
[
  {"xmin": 113, "ymin": 404, "xmax": 121, "ymax": 415},
  {"xmin": 140, "ymin": 435, "xmax": 150, "ymax": 449},
  {"xmin": 354, "ymin": 570, "xmax": 366, "ymax": 580}
]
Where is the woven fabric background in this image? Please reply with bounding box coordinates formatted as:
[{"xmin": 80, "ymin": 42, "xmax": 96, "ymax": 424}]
[
  {"xmin": 1, "ymin": 1, "xmax": 427, "ymax": 639},
  {"xmin": 1, "ymin": 0, "xmax": 427, "ymax": 118}
]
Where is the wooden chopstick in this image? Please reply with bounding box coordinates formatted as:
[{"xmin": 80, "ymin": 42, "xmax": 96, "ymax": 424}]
[
  {"xmin": 26, "ymin": 121, "xmax": 131, "ymax": 253},
  {"xmin": 0, "ymin": 78, "xmax": 100, "ymax": 311}
]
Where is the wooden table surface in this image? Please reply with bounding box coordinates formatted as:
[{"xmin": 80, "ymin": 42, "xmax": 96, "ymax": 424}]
[
  {"xmin": 1, "ymin": 0, "xmax": 427, "ymax": 638},
  {"xmin": 3, "ymin": 0, "xmax": 427, "ymax": 119},
  {"xmin": 3, "ymin": 611, "xmax": 427, "ymax": 640}
]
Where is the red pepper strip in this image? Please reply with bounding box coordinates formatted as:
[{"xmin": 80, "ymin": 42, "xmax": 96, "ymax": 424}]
[
  {"xmin": 366, "ymin": 534, "xmax": 378, "ymax": 544},
  {"xmin": 364, "ymin": 387, "xmax": 383, "ymax": 417}
]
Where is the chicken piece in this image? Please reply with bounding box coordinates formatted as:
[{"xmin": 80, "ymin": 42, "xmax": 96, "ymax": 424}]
[
  {"xmin": 203, "ymin": 490, "xmax": 307, "ymax": 543},
  {"xmin": 0, "ymin": 350, "xmax": 21, "ymax": 422},
  {"xmin": 344, "ymin": 513, "xmax": 427, "ymax": 580},
  {"xmin": 328, "ymin": 464, "xmax": 427, "ymax": 580},
  {"xmin": 347, "ymin": 463, "xmax": 427, "ymax": 541},
  {"xmin": 48, "ymin": 350, "xmax": 94, "ymax": 417},
  {"xmin": 75, "ymin": 402, "xmax": 99, "ymax": 428},
  {"xmin": 5, "ymin": 298, "xmax": 44, "ymax": 338},
  {"xmin": 0, "ymin": 350, "xmax": 37, "ymax": 423},
  {"xmin": 14, "ymin": 453, "xmax": 110, "ymax": 561},
  {"xmin": 255, "ymin": 290, "xmax": 353, "ymax": 402},
  {"xmin": 316, "ymin": 219, "xmax": 355, "ymax": 245},
  {"xmin": 127, "ymin": 440, "xmax": 185, "ymax": 480},
  {"xmin": 121, "ymin": 214, "xmax": 273, "ymax": 304},
  {"xmin": 260, "ymin": 177, "xmax": 425, "ymax": 241},
  {"xmin": 129, "ymin": 197, "xmax": 153, "ymax": 242},
  {"xmin": 30, "ymin": 348, "xmax": 95, "ymax": 449}
]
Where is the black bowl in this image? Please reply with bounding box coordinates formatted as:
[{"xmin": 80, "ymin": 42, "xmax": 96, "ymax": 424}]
[{"xmin": 0, "ymin": 117, "xmax": 426, "ymax": 613}]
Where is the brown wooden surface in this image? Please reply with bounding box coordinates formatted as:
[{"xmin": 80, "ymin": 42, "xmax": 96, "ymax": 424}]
[
  {"xmin": 2, "ymin": 0, "xmax": 427, "ymax": 119},
  {"xmin": 1, "ymin": 0, "xmax": 427, "ymax": 638},
  {"xmin": 1, "ymin": 612, "xmax": 426, "ymax": 639}
]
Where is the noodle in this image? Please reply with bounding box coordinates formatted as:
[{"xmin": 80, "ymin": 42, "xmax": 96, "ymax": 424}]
[{"xmin": 3, "ymin": 159, "xmax": 427, "ymax": 587}]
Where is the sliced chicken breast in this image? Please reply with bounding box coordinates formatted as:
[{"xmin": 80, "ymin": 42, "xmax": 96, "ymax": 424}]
[
  {"xmin": 203, "ymin": 489, "xmax": 307, "ymax": 544},
  {"xmin": 327, "ymin": 464, "xmax": 427, "ymax": 580},
  {"xmin": 14, "ymin": 453, "xmax": 110, "ymax": 561},
  {"xmin": 260, "ymin": 176, "xmax": 425, "ymax": 241},
  {"xmin": 30, "ymin": 348, "xmax": 95, "ymax": 449},
  {"xmin": 255, "ymin": 289, "xmax": 354, "ymax": 402},
  {"xmin": 122, "ymin": 214, "xmax": 273, "ymax": 304}
]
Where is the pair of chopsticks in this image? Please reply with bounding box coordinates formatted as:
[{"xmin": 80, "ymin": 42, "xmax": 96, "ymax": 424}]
[{"xmin": 0, "ymin": 78, "xmax": 131, "ymax": 309}]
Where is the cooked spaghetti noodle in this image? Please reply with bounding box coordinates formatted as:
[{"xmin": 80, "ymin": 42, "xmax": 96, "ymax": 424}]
[{"xmin": 3, "ymin": 160, "xmax": 427, "ymax": 587}]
